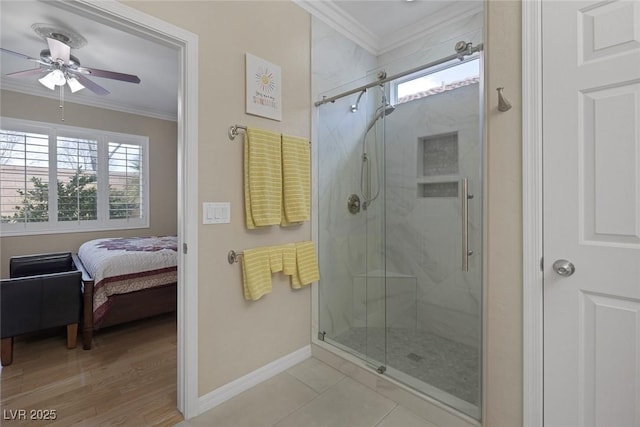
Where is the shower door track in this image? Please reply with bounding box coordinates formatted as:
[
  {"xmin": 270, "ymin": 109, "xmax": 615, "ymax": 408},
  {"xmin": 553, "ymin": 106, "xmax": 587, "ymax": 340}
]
[
  {"xmin": 323, "ymin": 335, "xmax": 387, "ymax": 374},
  {"xmin": 314, "ymin": 41, "xmax": 483, "ymax": 107}
]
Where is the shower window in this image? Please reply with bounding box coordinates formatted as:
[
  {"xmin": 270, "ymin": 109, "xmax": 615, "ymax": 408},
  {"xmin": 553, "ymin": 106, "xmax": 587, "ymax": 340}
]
[{"xmin": 392, "ymin": 57, "xmax": 480, "ymax": 105}]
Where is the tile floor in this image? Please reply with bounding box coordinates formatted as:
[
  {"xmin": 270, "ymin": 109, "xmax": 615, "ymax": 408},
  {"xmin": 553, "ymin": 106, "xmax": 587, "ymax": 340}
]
[
  {"xmin": 333, "ymin": 327, "xmax": 479, "ymax": 404},
  {"xmin": 176, "ymin": 357, "xmax": 438, "ymax": 427}
]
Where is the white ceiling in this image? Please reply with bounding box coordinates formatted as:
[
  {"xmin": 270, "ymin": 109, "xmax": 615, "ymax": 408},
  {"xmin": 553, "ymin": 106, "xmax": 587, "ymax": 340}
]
[
  {"xmin": 0, "ymin": 1, "xmax": 481, "ymax": 121},
  {"xmin": 0, "ymin": 1, "xmax": 179, "ymax": 121},
  {"xmin": 338, "ymin": 1, "xmax": 458, "ymax": 38}
]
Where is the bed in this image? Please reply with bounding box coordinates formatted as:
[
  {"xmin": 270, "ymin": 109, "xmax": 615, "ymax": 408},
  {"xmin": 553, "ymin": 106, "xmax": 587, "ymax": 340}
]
[{"xmin": 76, "ymin": 235, "xmax": 178, "ymax": 349}]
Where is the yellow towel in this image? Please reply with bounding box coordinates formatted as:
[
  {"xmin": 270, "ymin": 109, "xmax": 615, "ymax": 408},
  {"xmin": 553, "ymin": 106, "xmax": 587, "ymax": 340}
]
[
  {"xmin": 281, "ymin": 134, "xmax": 310, "ymax": 226},
  {"xmin": 267, "ymin": 242, "xmax": 318, "ymax": 289},
  {"xmin": 295, "ymin": 241, "xmax": 320, "ymax": 286},
  {"xmin": 282, "ymin": 243, "xmax": 302, "ymax": 288},
  {"xmin": 241, "ymin": 247, "xmax": 273, "ymax": 300},
  {"xmin": 244, "ymin": 128, "xmax": 282, "ymax": 229},
  {"xmin": 269, "ymin": 244, "xmax": 285, "ymax": 273}
]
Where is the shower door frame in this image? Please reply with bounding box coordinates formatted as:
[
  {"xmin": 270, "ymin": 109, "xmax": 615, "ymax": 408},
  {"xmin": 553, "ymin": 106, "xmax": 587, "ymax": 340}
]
[
  {"xmin": 311, "ymin": 50, "xmax": 488, "ymax": 425},
  {"xmin": 314, "ymin": 83, "xmax": 390, "ymax": 373}
]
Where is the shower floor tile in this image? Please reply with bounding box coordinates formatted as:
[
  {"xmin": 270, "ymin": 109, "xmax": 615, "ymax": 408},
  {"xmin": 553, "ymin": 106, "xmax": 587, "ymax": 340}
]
[{"xmin": 332, "ymin": 327, "xmax": 479, "ymax": 405}]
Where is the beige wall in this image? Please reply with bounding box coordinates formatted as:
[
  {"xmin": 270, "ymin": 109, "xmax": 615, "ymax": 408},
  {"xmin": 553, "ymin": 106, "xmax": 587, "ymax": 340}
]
[
  {"xmin": 485, "ymin": 1, "xmax": 523, "ymax": 426},
  {"xmin": 0, "ymin": 90, "xmax": 178, "ymax": 277},
  {"xmin": 124, "ymin": 1, "xmax": 312, "ymax": 396}
]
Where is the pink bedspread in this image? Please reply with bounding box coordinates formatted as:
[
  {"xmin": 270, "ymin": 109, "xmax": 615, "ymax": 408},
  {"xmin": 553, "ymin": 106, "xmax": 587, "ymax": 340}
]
[{"xmin": 78, "ymin": 236, "xmax": 177, "ymax": 327}]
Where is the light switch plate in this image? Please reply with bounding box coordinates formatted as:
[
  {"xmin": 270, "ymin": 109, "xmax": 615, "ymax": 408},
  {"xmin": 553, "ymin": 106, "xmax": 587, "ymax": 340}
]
[{"xmin": 203, "ymin": 202, "xmax": 230, "ymax": 224}]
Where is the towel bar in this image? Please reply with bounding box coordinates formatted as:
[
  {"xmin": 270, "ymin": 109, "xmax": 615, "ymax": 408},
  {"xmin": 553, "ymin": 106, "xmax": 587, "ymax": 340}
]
[
  {"xmin": 228, "ymin": 124, "xmax": 312, "ymax": 144},
  {"xmin": 228, "ymin": 124, "xmax": 247, "ymax": 141},
  {"xmin": 228, "ymin": 250, "xmax": 243, "ymax": 264}
]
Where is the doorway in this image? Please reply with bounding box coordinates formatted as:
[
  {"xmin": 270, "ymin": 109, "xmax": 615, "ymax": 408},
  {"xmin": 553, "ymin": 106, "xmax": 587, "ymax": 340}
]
[
  {"xmin": 523, "ymin": 1, "xmax": 640, "ymax": 425},
  {"xmin": 55, "ymin": 0, "xmax": 200, "ymax": 418}
]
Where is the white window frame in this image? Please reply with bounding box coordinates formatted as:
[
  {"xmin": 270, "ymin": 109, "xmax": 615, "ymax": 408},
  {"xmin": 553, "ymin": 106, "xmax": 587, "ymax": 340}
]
[
  {"xmin": 390, "ymin": 56, "xmax": 481, "ymax": 106},
  {"xmin": 1, "ymin": 117, "xmax": 149, "ymax": 237}
]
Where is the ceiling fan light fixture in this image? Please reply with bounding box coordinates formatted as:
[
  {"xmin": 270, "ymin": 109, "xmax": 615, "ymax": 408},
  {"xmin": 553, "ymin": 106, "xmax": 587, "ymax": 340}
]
[
  {"xmin": 38, "ymin": 71, "xmax": 57, "ymax": 90},
  {"xmin": 5, "ymin": 27, "xmax": 137, "ymax": 99},
  {"xmin": 51, "ymin": 69, "xmax": 66, "ymax": 86},
  {"xmin": 67, "ymin": 77, "xmax": 84, "ymax": 93},
  {"xmin": 38, "ymin": 69, "xmax": 66, "ymax": 90}
]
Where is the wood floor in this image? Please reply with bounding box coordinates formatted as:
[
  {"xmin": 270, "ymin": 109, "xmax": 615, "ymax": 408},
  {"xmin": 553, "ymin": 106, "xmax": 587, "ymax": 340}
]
[{"xmin": 0, "ymin": 313, "xmax": 183, "ymax": 426}]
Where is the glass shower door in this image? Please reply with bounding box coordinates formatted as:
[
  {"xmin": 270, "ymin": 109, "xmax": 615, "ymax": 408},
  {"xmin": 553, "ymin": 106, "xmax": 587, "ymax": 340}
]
[
  {"xmin": 314, "ymin": 20, "xmax": 485, "ymax": 420},
  {"xmin": 317, "ymin": 83, "xmax": 387, "ymax": 371},
  {"xmin": 360, "ymin": 85, "xmax": 387, "ymax": 371},
  {"xmin": 381, "ymin": 66, "xmax": 483, "ymax": 418}
]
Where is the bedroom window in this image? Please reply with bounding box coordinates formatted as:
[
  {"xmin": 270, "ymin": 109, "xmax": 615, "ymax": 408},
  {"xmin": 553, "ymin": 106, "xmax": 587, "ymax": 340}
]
[
  {"xmin": 108, "ymin": 142, "xmax": 143, "ymax": 221},
  {"xmin": 57, "ymin": 136, "xmax": 99, "ymax": 222},
  {"xmin": 0, "ymin": 117, "xmax": 149, "ymax": 236}
]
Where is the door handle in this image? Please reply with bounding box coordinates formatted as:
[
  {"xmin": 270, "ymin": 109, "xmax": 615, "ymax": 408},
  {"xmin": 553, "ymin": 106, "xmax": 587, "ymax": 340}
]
[
  {"xmin": 552, "ymin": 259, "xmax": 575, "ymax": 277},
  {"xmin": 461, "ymin": 178, "xmax": 473, "ymax": 272}
]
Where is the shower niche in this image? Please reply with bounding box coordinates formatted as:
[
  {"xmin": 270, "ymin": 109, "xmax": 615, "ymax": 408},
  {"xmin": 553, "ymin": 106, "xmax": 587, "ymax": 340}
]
[{"xmin": 417, "ymin": 132, "xmax": 460, "ymax": 198}]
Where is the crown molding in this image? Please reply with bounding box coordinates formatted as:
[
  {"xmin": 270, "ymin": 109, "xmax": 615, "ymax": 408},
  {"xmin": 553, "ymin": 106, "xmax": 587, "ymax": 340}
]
[
  {"xmin": 294, "ymin": 0, "xmax": 380, "ymax": 55},
  {"xmin": 1, "ymin": 80, "xmax": 177, "ymax": 122},
  {"xmin": 295, "ymin": 0, "xmax": 482, "ymax": 57},
  {"xmin": 378, "ymin": 2, "xmax": 484, "ymax": 55}
]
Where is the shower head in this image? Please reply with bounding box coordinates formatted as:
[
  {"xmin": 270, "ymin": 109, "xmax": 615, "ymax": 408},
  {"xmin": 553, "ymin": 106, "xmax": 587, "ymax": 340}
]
[
  {"xmin": 381, "ymin": 104, "xmax": 395, "ymax": 116},
  {"xmin": 350, "ymin": 89, "xmax": 367, "ymax": 113},
  {"xmin": 364, "ymin": 103, "xmax": 395, "ymax": 133},
  {"xmin": 351, "ymin": 84, "xmax": 388, "ymax": 113}
]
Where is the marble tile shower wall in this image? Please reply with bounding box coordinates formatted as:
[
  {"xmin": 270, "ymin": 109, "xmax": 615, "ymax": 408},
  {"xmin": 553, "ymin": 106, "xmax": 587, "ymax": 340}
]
[
  {"xmin": 313, "ymin": 18, "xmax": 378, "ymax": 338},
  {"xmin": 384, "ymin": 84, "xmax": 482, "ymax": 349}
]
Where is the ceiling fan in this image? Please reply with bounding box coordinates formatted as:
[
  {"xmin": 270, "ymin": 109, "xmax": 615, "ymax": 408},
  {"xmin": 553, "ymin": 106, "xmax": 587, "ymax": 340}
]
[{"xmin": 0, "ymin": 27, "xmax": 140, "ymax": 96}]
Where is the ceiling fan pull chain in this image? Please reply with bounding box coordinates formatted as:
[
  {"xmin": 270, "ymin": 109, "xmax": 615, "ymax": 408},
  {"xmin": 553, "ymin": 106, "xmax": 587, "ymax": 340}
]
[{"xmin": 59, "ymin": 84, "xmax": 65, "ymax": 121}]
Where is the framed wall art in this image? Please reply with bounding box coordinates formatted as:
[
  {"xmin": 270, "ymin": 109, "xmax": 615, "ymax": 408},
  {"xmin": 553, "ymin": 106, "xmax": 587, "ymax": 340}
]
[{"xmin": 245, "ymin": 53, "xmax": 282, "ymax": 121}]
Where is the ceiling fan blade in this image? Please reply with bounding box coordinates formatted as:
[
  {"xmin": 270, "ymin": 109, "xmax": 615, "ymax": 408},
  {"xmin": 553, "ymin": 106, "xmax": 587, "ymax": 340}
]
[
  {"xmin": 0, "ymin": 47, "xmax": 46, "ymax": 64},
  {"xmin": 80, "ymin": 66, "xmax": 141, "ymax": 84},
  {"xmin": 6, "ymin": 68, "xmax": 46, "ymax": 78},
  {"xmin": 46, "ymin": 37, "xmax": 71, "ymax": 64},
  {"xmin": 73, "ymin": 73, "xmax": 110, "ymax": 96}
]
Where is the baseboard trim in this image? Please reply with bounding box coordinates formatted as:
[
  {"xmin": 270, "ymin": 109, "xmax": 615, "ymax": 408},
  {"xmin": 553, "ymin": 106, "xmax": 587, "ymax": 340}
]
[{"xmin": 196, "ymin": 345, "xmax": 311, "ymax": 416}]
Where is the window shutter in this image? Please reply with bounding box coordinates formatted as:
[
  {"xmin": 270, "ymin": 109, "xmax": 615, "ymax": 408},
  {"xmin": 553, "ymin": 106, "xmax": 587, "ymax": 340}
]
[
  {"xmin": 56, "ymin": 136, "xmax": 98, "ymax": 222},
  {"xmin": 108, "ymin": 142, "xmax": 143, "ymax": 220},
  {"xmin": 0, "ymin": 130, "xmax": 50, "ymax": 224},
  {"xmin": 1, "ymin": 118, "xmax": 149, "ymax": 236}
]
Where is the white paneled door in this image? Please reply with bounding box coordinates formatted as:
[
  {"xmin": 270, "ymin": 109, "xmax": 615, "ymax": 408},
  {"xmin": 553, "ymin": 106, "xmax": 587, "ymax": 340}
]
[{"xmin": 542, "ymin": 1, "xmax": 640, "ymax": 426}]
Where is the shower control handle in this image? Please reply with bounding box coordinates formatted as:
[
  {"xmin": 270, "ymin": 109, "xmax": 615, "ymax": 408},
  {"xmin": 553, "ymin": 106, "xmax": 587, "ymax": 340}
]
[{"xmin": 347, "ymin": 194, "xmax": 361, "ymax": 215}]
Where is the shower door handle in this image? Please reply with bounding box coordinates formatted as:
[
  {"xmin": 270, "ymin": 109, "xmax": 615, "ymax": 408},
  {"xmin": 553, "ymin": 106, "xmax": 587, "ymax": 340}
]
[{"xmin": 461, "ymin": 178, "xmax": 472, "ymax": 272}]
